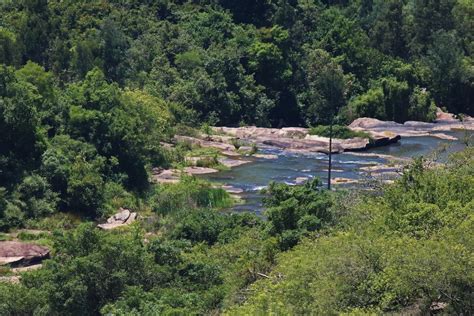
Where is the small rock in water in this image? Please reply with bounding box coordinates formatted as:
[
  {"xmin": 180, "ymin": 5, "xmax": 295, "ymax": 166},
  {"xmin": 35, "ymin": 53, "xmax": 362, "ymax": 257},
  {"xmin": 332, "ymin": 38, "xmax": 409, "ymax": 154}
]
[
  {"xmin": 295, "ymin": 177, "xmax": 309, "ymax": 184},
  {"xmin": 221, "ymin": 185, "xmax": 244, "ymax": 194},
  {"xmin": 360, "ymin": 164, "xmax": 403, "ymax": 173},
  {"xmin": 218, "ymin": 158, "xmax": 252, "ymax": 168},
  {"xmin": 253, "ymin": 154, "xmax": 278, "ymax": 159},
  {"xmin": 332, "ymin": 177, "xmax": 359, "ymax": 185}
]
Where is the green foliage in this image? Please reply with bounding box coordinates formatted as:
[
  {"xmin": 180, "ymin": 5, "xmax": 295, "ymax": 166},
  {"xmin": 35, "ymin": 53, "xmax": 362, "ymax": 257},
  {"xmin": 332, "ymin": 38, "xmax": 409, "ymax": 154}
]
[
  {"xmin": 0, "ymin": 0, "xmax": 471, "ymax": 128},
  {"xmin": 263, "ymin": 178, "xmax": 333, "ymax": 249},
  {"xmin": 230, "ymin": 138, "xmax": 242, "ymax": 150},
  {"xmin": 0, "ymin": 27, "xmax": 20, "ymax": 66},
  {"xmin": 150, "ymin": 177, "xmax": 232, "ymax": 215},
  {"xmin": 298, "ymin": 48, "xmax": 348, "ymax": 125},
  {"xmin": 228, "ymin": 149, "xmax": 474, "ymax": 314},
  {"xmin": 348, "ymin": 75, "xmax": 437, "ymax": 123},
  {"xmin": 0, "ymin": 283, "xmax": 47, "ymax": 315},
  {"xmin": 309, "ymin": 125, "xmax": 371, "ymax": 139},
  {"xmin": 15, "ymin": 174, "xmax": 59, "ymax": 219}
]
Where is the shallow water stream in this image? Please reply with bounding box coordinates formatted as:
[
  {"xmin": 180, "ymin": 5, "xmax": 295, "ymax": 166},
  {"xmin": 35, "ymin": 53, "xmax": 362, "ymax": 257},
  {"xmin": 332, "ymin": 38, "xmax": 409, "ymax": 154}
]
[{"xmin": 203, "ymin": 130, "xmax": 470, "ymax": 214}]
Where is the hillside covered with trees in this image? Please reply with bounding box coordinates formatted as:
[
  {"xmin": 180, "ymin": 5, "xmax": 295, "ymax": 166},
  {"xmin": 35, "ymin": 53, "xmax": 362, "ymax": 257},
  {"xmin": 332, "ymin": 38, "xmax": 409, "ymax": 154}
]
[
  {"xmin": 0, "ymin": 0, "xmax": 473, "ymax": 315},
  {"xmin": 1, "ymin": 0, "xmax": 473, "ymax": 127}
]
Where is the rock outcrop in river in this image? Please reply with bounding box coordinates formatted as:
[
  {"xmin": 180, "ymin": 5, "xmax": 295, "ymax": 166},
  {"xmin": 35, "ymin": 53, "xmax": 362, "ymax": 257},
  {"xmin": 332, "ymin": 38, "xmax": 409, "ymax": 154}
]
[
  {"xmin": 212, "ymin": 126, "xmax": 400, "ymax": 154},
  {"xmin": 349, "ymin": 108, "xmax": 474, "ymax": 140},
  {"xmin": 211, "ymin": 108, "xmax": 472, "ymax": 154}
]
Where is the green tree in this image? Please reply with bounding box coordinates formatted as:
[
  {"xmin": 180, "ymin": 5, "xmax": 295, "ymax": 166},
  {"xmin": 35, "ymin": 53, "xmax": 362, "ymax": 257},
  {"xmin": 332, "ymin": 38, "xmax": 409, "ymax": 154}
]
[
  {"xmin": 0, "ymin": 27, "xmax": 20, "ymax": 66},
  {"xmin": 41, "ymin": 135, "xmax": 106, "ymax": 216},
  {"xmin": 298, "ymin": 48, "xmax": 347, "ymax": 125},
  {"xmin": 370, "ymin": 0, "xmax": 406, "ymax": 57},
  {"xmin": 0, "ymin": 65, "xmax": 45, "ymax": 187},
  {"xmin": 424, "ymin": 31, "xmax": 466, "ymax": 112}
]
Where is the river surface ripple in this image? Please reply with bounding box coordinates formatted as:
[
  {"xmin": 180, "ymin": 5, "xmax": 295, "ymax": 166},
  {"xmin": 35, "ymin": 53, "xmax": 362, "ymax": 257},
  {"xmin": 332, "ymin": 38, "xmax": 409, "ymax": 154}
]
[{"xmin": 203, "ymin": 130, "xmax": 471, "ymax": 215}]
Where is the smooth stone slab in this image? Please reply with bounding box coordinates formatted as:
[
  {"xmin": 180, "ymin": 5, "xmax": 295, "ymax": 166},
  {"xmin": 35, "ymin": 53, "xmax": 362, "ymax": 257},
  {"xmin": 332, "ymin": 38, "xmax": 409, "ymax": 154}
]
[{"xmin": 0, "ymin": 241, "xmax": 50, "ymax": 266}]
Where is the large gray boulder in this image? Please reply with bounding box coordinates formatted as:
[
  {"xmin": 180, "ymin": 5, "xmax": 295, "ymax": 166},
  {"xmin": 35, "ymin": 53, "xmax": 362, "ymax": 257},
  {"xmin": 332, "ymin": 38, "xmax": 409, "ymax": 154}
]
[
  {"xmin": 98, "ymin": 208, "xmax": 137, "ymax": 230},
  {"xmin": 0, "ymin": 241, "xmax": 50, "ymax": 266}
]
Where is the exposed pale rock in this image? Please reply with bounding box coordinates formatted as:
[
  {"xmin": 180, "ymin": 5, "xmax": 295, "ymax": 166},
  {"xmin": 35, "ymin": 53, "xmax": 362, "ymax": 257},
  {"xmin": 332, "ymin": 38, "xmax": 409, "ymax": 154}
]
[
  {"xmin": 262, "ymin": 138, "xmax": 342, "ymax": 154},
  {"xmin": 97, "ymin": 223, "xmax": 127, "ymax": 230},
  {"xmin": 174, "ymin": 135, "xmax": 233, "ymax": 151},
  {"xmin": 217, "ymin": 158, "xmax": 251, "ymax": 168},
  {"xmin": 280, "ymin": 127, "xmax": 308, "ymax": 138},
  {"xmin": 332, "ymin": 177, "xmax": 359, "ymax": 185},
  {"xmin": 238, "ymin": 146, "xmax": 253, "ymax": 152},
  {"xmin": 430, "ymin": 301, "xmax": 448, "ymax": 312},
  {"xmin": 345, "ymin": 152, "xmax": 412, "ymax": 163},
  {"xmin": 213, "ymin": 126, "xmax": 309, "ymax": 139},
  {"xmin": 349, "ymin": 118, "xmax": 399, "ymax": 130},
  {"xmin": 221, "ymin": 185, "xmax": 244, "ymax": 194},
  {"xmin": 152, "ymin": 167, "xmax": 219, "ymax": 184},
  {"xmin": 98, "ymin": 208, "xmax": 137, "ymax": 230},
  {"xmin": 107, "ymin": 208, "xmax": 130, "ymax": 223},
  {"xmin": 160, "ymin": 142, "xmax": 174, "ymax": 149},
  {"xmin": 0, "ymin": 276, "xmax": 21, "ymax": 284},
  {"xmin": 208, "ymin": 135, "xmax": 235, "ymax": 143},
  {"xmin": 152, "ymin": 169, "xmax": 180, "ymax": 184},
  {"xmin": 372, "ymin": 172, "xmax": 400, "ymax": 178},
  {"xmin": 349, "ymin": 114, "xmax": 474, "ymax": 137},
  {"xmin": 430, "ymin": 133, "xmax": 458, "ymax": 140},
  {"xmin": 0, "ymin": 241, "xmax": 50, "ymax": 266},
  {"xmin": 125, "ymin": 212, "xmax": 137, "ymax": 224},
  {"xmin": 12, "ymin": 264, "xmax": 43, "ymax": 273},
  {"xmin": 253, "ymin": 153, "xmax": 278, "ymax": 159},
  {"xmin": 436, "ymin": 108, "xmax": 456, "ymax": 122},
  {"xmin": 360, "ymin": 164, "xmax": 403, "ymax": 173},
  {"xmin": 0, "ymin": 257, "xmax": 24, "ymax": 265},
  {"xmin": 221, "ymin": 150, "xmax": 241, "ymax": 157},
  {"xmin": 183, "ymin": 166, "xmax": 219, "ymax": 175},
  {"xmin": 295, "ymin": 177, "xmax": 309, "ymax": 184}
]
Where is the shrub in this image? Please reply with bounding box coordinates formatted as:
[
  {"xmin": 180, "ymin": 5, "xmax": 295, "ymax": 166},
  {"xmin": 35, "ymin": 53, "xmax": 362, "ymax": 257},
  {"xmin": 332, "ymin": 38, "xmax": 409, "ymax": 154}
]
[
  {"xmin": 309, "ymin": 125, "xmax": 370, "ymax": 139},
  {"xmin": 263, "ymin": 178, "xmax": 333, "ymax": 249},
  {"xmin": 150, "ymin": 177, "xmax": 232, "ymax": 214},
  {"xmin": 231, "ymin": 138, "xmax": 242, "ymax": 150}
]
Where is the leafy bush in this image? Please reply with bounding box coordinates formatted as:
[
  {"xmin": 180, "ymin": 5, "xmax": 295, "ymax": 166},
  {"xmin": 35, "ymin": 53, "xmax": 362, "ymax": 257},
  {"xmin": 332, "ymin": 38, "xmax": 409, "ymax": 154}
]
[
  {"xmin": 150, "ymin": 177, "xmax": 232, "ymax": 215},
  {"xmin": 309, "ymin": 125, "xmax": 371, "ymax": 139},
  {"xmin": 263, "ymin": 178, "xmax": 333, "ymax": 249},
  {"xmin": 228, "ymin": 149, "xmax": 474, "ymax": 314}
]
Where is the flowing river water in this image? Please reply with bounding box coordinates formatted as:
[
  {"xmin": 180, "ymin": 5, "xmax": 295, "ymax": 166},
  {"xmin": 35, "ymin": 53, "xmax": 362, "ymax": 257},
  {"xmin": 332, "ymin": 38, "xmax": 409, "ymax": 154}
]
[{"xmin": 202, "ymin": 130, "xmax": 471, "ymax": 215}]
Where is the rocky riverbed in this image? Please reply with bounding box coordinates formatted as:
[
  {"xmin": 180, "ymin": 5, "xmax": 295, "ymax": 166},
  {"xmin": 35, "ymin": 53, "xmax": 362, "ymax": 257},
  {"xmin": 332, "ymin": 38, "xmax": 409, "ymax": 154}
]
[{"xmin": 151, "ymin": 109, "xmax": 473, "ymax": 211}]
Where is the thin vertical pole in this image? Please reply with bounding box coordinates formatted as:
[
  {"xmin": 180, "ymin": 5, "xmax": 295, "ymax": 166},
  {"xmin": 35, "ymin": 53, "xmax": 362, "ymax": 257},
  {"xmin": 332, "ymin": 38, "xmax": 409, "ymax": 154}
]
[{"xmin": 328, "ymin": 118, "xmax": 332, "ymax": 190}]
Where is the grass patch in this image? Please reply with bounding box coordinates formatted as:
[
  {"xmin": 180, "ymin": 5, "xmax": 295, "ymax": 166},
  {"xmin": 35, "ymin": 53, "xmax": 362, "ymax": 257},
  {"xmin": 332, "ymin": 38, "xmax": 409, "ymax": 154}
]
[
  {"xmin": 150, "ymin": 176, "xmax": 233, "ymax": 215},
  {"xmin": 0, "ymin": 233, "xmax": 12, "ymax": 241},
  {"xmin": 188, "ymin": 147, "xmax": 222, "ymax": 157},
  {"xmin": 185, "ymin": 147, "xmax": 225, "ymax": 169},
  {"xmin": 309, "ymin": 125, "xmax": 371, "ymax": 139},
  {"xmin": 16, "ymin": 231, "xmax": 51, "ymax": 241},
  {"xmin": 25, "ymin": 213, "xmax": 82, "ymax": 231}
]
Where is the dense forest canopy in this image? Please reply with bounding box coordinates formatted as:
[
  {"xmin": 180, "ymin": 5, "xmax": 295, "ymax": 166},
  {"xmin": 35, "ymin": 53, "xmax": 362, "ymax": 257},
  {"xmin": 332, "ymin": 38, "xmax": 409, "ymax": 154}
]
[{"xmin": 1, "ymin": 0, "xmax": 473, "ymax": 128}]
